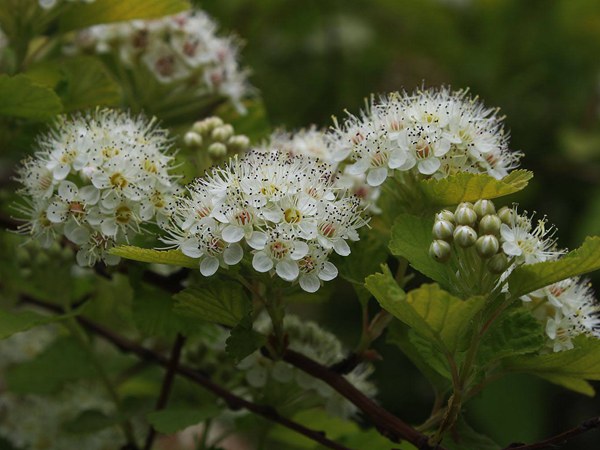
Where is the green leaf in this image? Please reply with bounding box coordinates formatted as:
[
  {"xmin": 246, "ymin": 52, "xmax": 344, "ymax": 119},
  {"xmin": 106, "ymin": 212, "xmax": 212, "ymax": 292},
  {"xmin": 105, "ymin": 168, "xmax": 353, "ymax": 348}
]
[
  {"xmin": 6, "ymin": 337, "xmax": 97, "ymax": 394},
  {"xmin": 173, "ymin": 280, "xmax": 250, "ymax": 327},
  {"xmin": 507, "ymin": 236, "xmax": 600, "ymax": 299},
  {"xmin": 0, "ymin": 309, "xmax": 58, "ymax": 339},
  {"xmin": 63, "ymin": 410, "xmax": 129, "ymax": 434},
  {"xmin": 478, "ymin": 308, "xmax": 545, "ymax": 366},
  {"xmin": 365, "ymin": 267, "xmax": 485, "ymax": 353},
  {"xmin": 408, "ymin": 330, "xmax": 453, "ymax": 380},
  {"xmin": 389, "ymin": 214, "xmax": 454, "ymax": 288},
  {"xmin": 110, "ymin": 246, "xmax": 199, "ymax": 269},
  {"xmin": 131, "ymin": 281, "xmax": 201, "ymax": 337},
  {"xmin": 419, "ymin": 170, "xmax": 533, "ymax": 206},
  {"xmin": 504, "ymin": 335, "xmax": 600, "ymax": 396},
  {"xmin": 146, "ymin": 405, "xmax": 220, "ymax": 434},
  {"xmin": 386, "ymin": 321, "xmax": 451, "ymax": 389},
  {"xmin": 225, "ymin": 314, "xmax": 266, "ymax": 363},
  {"xmin": 60, "ymin": 0, "xmax": 190, "ymax": 32},
  {"xmin": 0, "ymin": 74, "xmax": 62, "ymax": 120}
]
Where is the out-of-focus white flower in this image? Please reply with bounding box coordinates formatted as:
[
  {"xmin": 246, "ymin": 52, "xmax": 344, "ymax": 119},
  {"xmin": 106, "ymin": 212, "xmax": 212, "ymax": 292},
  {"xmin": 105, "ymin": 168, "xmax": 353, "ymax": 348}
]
[
  {"xmin": 328, "ymin": 87, "xmax": 522, "ymax": 186},
  {"xmin": 15, "ymin": 108, "xmax": 180, "ymax": 266},
  {"xmin": 161, "ymin": 150, "xmax": 368, "ymax": 292},
  {"xmin": 237, "ymin": 314, "xmax": 376, "ymax": 418},
  {"xmin": 73, "ymin": 10, "xmax": 251, "ymax": 112}
]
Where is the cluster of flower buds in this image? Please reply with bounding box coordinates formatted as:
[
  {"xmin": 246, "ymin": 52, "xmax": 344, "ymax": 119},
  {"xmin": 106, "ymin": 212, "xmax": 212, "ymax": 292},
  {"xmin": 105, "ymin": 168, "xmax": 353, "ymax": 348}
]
[
  {"xmin": 15, "ymin": 109, "xmax": 180, "ymax": 267},
  {"xmin": 161, "ymin": 150, "xmax": 368, "ymax": 292},
  {"xmin": 328, "ymin": 87, "xmax": 522, "ymax": 187},
  {"xmin": 429, "ymin": 199, "xmax": 512, "ymax": 273},
  {"xmin": 183, "ymin": 116, "xmax": 250, "ymax": 159},
  {"xmin": 73, "ymin": 10, "xmax": 250, "ymax": 111},
  {"xmin": 237, "ymin": 314, "xmax": 376, "ymax": 419},
  {"xmin": 429, "ymin": 198, "xmax": 600, "ymax": 352}
]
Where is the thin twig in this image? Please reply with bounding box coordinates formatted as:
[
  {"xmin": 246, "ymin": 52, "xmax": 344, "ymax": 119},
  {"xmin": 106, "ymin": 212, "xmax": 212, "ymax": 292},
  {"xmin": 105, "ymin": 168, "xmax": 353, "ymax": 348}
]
[
  {"xmin": 281, "ymin": 349, "xmax": 445, "ymax": 450},
  {"xmin": 20, "ymin": 296, "xmax": 351, "ymax": 450},
  {"xmin": 143, "ymin": 333, "xmax": 186, "ymax": 450},
  {"xmin": 503, "ymin": 416, "xmax": 600, "ymax": 450}
]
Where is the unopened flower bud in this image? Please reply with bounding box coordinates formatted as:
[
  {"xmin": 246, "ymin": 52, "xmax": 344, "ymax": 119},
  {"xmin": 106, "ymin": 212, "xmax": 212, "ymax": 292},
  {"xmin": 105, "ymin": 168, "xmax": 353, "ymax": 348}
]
[
  {"xmin": 475, "ymin": 235, "xmax": 499, "ymax": 258},
  {"xmin": 454, "ymin": 225, "xmax": 477, "ymax": 248},
  {"xmin": 432, "ymin": 220, "xmax": 454, "ymax": 241},
  {"xmin": 184, "ymin": 131, "xmax": 203, "ymax": 147},
  {"xmin": 487, "ymin": 253, "xmax": 509, "ymax": 274},
  {"xmin": 479, "ymin": 214, "xmax": 502, "ymax": 235},
  {"xmin": 436, "ymin": 209, "xmax": 455, "ymax": 223},
  {"xmin": 429, "ymin": 240, "xmax": 451, "ymax": 263},
  {"xmin": 497, "ymin": 206, "xmax": 515, "ymax": 225},
  {"xmin": 455, "ymin": 206, "xmax": 477, "ymax": 226},
  {"xmin": 474, "ymin": 199, "xmax": 496, "ymax": 217},
  {"xmin": 228, "ymin": 135, "xmax": 250, "ymax": 151},
  {"xmin": 211, "ymin": 124, "xmax": 234, "ymax": 141},
  {"xmin": 208, "ymin": 142, "xmax": 227, "ymax": 158},
  {"xmin": 193, "ymin": 116, "xmax": 223, "ymax": 135},
  {"xmin": 457, "ymin": 202, "xmax": 474, "ymax": 210}
]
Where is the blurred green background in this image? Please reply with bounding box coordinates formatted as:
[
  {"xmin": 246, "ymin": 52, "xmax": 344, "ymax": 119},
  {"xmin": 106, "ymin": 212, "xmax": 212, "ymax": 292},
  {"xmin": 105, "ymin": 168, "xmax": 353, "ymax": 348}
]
[{"xmin": 199, "ymin": 0, "xmax": 600, "ymax": 447}]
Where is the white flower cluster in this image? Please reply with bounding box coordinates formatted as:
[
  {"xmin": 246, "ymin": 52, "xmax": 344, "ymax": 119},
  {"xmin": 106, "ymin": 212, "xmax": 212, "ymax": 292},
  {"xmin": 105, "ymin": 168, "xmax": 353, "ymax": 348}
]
[
  {"xmin": 15, "ymin": 108, "xmax": 180, "ymax": 267},
  {"xmin": 528, "ymin": 278, "xmax": 600, "ymax": 352},
  {"xmin": 430, "ymin": 199, "xmax": 600, "ymax": 351},
  {"xmin": 328, "ymin": 87, "xmax": 522, "ymax": 187},
  {"xmin": 161, "ymin": 150, "xmax": 368, "ymax": 292},
  {"xmin": 74, "ymin": 10, "xmax": 250, "ymax": 111},
  {"xmin": 0, "ymin": 326, "xmax": 124, "ymax": 450},
  {"xmin": 263, "ymin": 127, "xmax": 382, "ymax": 213},
  {"xmin": 238, "ymin": 314, "xmax": 376, "ymax": 419}
]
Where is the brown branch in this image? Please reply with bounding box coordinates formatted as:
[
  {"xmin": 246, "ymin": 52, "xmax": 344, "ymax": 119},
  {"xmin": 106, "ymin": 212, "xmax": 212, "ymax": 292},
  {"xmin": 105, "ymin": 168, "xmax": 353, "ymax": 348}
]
[
  {"xmin": 281, "ymin": 349, "xmax": 444, "ymax": 450},
  {"xmin": 503, "ymin": 416, "xmax": 600, "ymax": 450},
  {"xmin": 143, "ymin": 333, "xmax": 186, "ymax": 450},
  {"xmin": 20, "ymin": 296, "xmax": 351, "ymax": 450}
]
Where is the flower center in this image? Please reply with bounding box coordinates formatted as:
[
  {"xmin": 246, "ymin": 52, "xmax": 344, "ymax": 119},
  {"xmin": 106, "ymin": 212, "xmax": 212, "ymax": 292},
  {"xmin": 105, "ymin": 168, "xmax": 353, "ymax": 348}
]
[
  {"xmin": 59, "ymin": 149, "xmax": 77, "ymax": 164},
  {"xmin": 207, "ymin": 237, "xmax": 225, "ymax": 256},
  {"xmin": 320, "ymin": 223, "xmax": 336, "ymax": 238},
  {"xmin": 115, "ymin": 205, "xmax": 133, "ymax": 224},
  {"xmin": 143, "ymin": 159, "xmax": 158, "ymax": 173},
  {"xmin": 110, "ymin": 173, "xmax": 128, "ymax": 189},
  {"xmin": 284, "ymin": 208, "xmax": 302, "ymax": 224},
  {"xmin": 415, "ymin": 139, "xmax": 431, "ymax": 159},
  {"xmin": 69, "ymin": 201, "xmax": 86, "ymax": 218},
  {"xmin": 299, "ymin": 255, "xmax": 316, "ymax": 273},
  {"xmin": 155, "ymin": 55, "xmax": 176, "ymax": 77},
  {"xmin": 236, "ymin": 210, "xmax": 252, "ymax": 226},
  {"xmin": 370, "ymin": 151, "xmax": 388, "ymax": 167},
  {"xmin": 270, "ymin": 241, "xmax": 289, "ymax": 260},
  {"xmin": 102, "ymin": 147, "xmax": 120, "ymax": 159}
]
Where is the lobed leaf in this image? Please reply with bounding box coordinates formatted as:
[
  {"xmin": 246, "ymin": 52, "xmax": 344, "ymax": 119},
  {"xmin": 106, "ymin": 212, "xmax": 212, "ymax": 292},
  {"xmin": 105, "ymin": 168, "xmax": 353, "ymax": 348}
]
[
  {"xmin": 507, "ymin": 236, "xmax": 600, "ymax": 299},
  {"xmin": 110, "ymin": 246, "xmax": 199, "ymax": 269},
  {"xmin": 504, "ymin": 335, "xmax": 600, "ymax": 396},
  {"xmin": 0, "ymin": 74, "xmax": 62, "ymax": 120},
  {"xmin": 225, "ymin": 314, "xmax": 267, "ymax": 363},
  {"xmin": 173, "ymin": 281, "xmax": 250, "ymax": 328},
  {"xmin": 365, "ymin": 267, "xmax": 485, "ymax": 353},
  {"xmin": 60, "ymin": 0, "xmax": 190, "ymax": 32},
  {"xmin": 419, "ymin": 170, "xmax": 533, "ymax": 206}
]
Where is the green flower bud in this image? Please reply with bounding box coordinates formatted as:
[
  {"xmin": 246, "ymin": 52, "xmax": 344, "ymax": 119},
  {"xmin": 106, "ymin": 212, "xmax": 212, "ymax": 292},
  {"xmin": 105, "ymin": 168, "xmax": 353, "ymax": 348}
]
[
  {"xmin": 475, "ymin": 235, "xmax": 500, "ymax": 258},
  {"xmin": 479, "ymin": 214, "xmax": 502, "ymax": 235},
  {"xmin": 454, "ymin": 225, "xmax": 477, "ymax": 247},
  {"xmin": 474, "ymin": 199, "xmax": 496, "ymax": 217},
  {"xmin": 456, "ymin": 202, "xmax": 474, "ymax": 210},
  {"xmin": 184, "ymin": 131, "xmax": 203, "ymax": 147},
  {"xmin": 211, "ymin": 124, "xmax": 234, "ymax": 142},
  {"xmin": 432, "ymin": 220, "xmax": 455, "ymax": 241},
  {"xmin": 193, "ymin": 116, "xmax": 223, "ymax": 135},
  {"xmin": 487, "ymin": 253, "xmax": 509, "ymax": 274},
  {"xmin": 455, "ymin": 206, "xmax": 478, "ymax": 226},
  {"xmin": 436, "ymin": 209, "xmax": 455, "ymax": 224},
  {"xmin": 208, "ymin": 142, "xmax": 228, "ymax": 158},
  {"xmin": 429, "ymin": 240, "xmax": 452, "ymax": 263},
  {"xmin": 497, "ymin": 206, "xmax": 515, "ymax": 225},
  {"xmin": 228, "ymin": 135, "xmax": 250, "ymax": 151}
]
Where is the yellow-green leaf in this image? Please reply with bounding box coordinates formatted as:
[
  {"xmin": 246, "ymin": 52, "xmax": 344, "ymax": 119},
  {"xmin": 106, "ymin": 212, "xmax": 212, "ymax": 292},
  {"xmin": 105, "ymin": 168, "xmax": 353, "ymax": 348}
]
[
  {"xmin": 507, "ymin": 236, "xmax": 600, "ymax": 299},
  {"xmin": 0, "ymin": 74, "xmax": 62, "ymax": 119},
  {"xmin": 504, "ymin": 336, "xmax": 600, "ymax": 397},
  {"xmin": 60, "ymin": 0, "xmax": 190, "ymax": 32},
  {"xmin": 365, "ymin": 267, "xmax": 485, "ymax": 353},
  {"xmin": 419, "ymin": 170, "xmax": 533, "ymax": 206},
  {"xmin": 110, "ymin": 246, "xmax": 198, "ymax": 269}
]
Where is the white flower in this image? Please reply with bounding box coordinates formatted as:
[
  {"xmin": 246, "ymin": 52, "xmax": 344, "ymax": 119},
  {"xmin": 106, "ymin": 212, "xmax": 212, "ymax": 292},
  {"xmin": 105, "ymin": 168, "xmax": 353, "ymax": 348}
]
[
  {"xmin": 161, "ymin": 150, "xmax": 368, "ymax": 291},
  {"xmin": 15, "ymin": 109, "xmax": 180, "ymax": 266}
]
